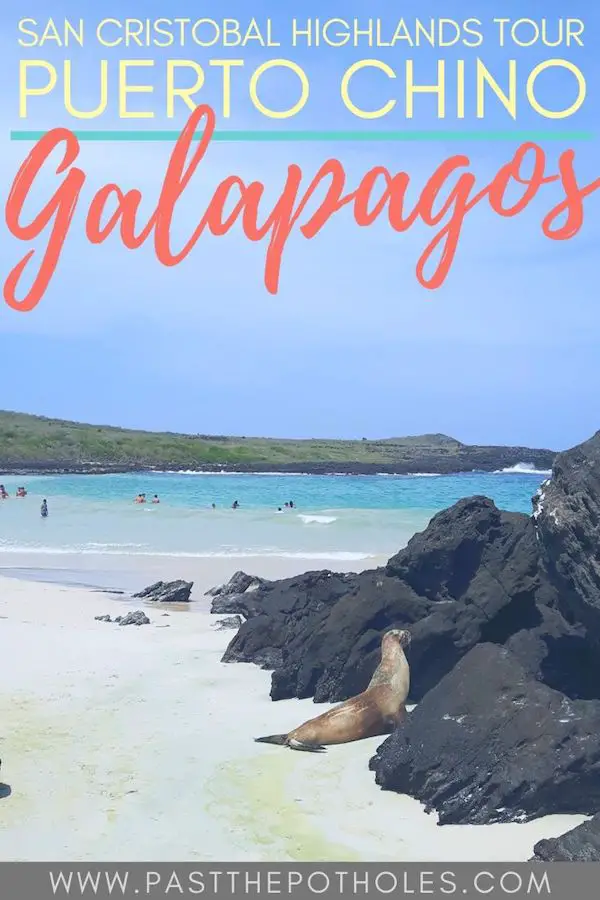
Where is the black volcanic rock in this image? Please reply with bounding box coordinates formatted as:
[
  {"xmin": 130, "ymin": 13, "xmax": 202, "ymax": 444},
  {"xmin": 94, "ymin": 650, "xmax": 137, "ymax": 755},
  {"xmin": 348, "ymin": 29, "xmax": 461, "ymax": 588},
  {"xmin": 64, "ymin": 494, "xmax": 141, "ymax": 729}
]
[
  {"xmin": 370, "ymin": 644, "xmax": 600, "ymax": 825},
  {"xmin": 95, "ymin": 610, "xmax": 150, "ymax": 625},
  {"xmin": 532, "ymin": 814, "xmax": 600, "ymax": 861},
  {"xmin": 535, "ymin": 431, "xmax": 600, "ymax": 642},
  {"xmin": 222, "ymin": 497, "xmax": 591, "ymax": 703},
  {"xmin": 208, "ymin": 571, "xmax": 270, "ymax": 617},
  {"xmin": 221, "ymin": 570, "xmax": 358, "ymax": 675},
  {"xmin": 117, "ymin": 610, "xmax": 150, "ymax": 626},
  {"xmin": 214, "ymin": 615, "xmax": 244, "ymax": 630},
  {"xmin": 207, "ymin": 570, "xmax": 266, "ymax": 600},
  {"xmin": 270, "ymin": 570, "xmax": 433, "ymax": 703},
  {"xmin": 387, "ymin": 497, "xmax": 537, "ymax": 603},
  {"xmin": 504, "ymin": 604, "xmax": 600, "ymax": 701},
  {"xmin": 133, "ymin": 580, "xmax": 193, "ymax": 603},
  {"xmin": 210, "ymin": 595, "xmax": 251, "ymax": 617},
  {"xmin": 216, "ymin": 427, "xmax": 600, "ymax": 829}
]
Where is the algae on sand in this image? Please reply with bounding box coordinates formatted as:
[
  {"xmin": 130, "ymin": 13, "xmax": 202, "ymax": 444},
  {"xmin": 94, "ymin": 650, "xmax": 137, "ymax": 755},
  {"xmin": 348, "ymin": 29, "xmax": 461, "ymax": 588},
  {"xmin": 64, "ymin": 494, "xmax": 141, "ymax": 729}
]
[
  {"xmin": 206, "ymin": 753, "xmax": 361, "ymax": 862},
  {"xmin": 0, "ymin": 692, "xmax": 140, "ymax": 843}
]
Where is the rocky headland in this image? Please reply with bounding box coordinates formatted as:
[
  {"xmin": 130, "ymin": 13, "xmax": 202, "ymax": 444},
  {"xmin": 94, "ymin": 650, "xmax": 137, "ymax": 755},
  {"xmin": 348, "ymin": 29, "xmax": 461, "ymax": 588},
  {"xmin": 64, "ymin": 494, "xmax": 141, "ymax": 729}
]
[
  {"xmin": 210, "ymin": 430, "xmax": 600, "ymax": 859},
  {"xmin": 0, "ymin": 410, "xmax": 555, "ymax": 476}
]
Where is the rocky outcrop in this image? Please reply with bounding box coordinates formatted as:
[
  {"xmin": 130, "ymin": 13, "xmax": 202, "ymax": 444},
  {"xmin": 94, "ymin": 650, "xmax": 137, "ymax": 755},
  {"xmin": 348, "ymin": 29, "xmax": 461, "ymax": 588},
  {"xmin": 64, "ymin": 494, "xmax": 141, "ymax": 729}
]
[
  {"xmin": 117, "ymin": 611, "xmax": 151, "ymax": 626},
  {"xmin": 221, "ymin": 497, "xmax": 600, "ymax": 704},
  {"xmin": 535, "ymin": 431, "xmax": 600, "ymax": 642},
  {"xmin": 369, "ymin": 643, "xmax": 600, "ymax": 824},
  {"xmin": 367, "ymin": 432, "xmax": 600, "ymax": 825},
  {"xmin": 532, "ymin": 814, "xmax": 600, "ymax": 861},
  {"xmin": 218, "ymin": 429, "xmax": 600, "ymax": 828},
  {"xmin": 206, "ymin": 571, "xmax": 266, "ymax": 599},
  {"xmin": 207, "ymin": 571, "xmax": 268, "ymax": 616},
  {"xmin": 133, "ymin": 580, "xmax": 193, "ymax": 603},
  {"xmin": 95, "ymin": 610, "xmax": 150, "ymax": 626},
  {"xmin": 214, "ymin": 615, "xmax": 243, "ymax": 630},
  {"xmin": 220, "ymin": 570, "xmax": 358, "ymax": 671}
]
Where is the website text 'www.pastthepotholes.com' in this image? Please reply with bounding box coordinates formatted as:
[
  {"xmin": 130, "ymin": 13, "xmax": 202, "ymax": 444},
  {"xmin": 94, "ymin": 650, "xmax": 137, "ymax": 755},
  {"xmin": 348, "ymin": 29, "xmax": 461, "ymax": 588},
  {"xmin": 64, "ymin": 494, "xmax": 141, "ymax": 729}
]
[{"xmin": 47, "ymin": 869, "xmax": 553, "ymax": 897}]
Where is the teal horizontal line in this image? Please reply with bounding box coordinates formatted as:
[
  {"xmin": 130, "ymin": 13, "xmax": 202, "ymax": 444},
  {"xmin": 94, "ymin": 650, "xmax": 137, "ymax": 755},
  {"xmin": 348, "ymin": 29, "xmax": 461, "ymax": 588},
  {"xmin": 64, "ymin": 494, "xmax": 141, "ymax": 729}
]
[{"xmin": 10, "ymin": 129, "xmax": 594, "ymax": 143}]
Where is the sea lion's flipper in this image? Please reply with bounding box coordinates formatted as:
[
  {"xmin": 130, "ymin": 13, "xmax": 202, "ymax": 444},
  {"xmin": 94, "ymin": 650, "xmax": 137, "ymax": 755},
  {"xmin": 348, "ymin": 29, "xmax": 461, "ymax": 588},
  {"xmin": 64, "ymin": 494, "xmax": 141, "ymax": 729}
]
[
  {"xmin": 255, "ymin": 734, "xmax": 289, "ymax": 746},
  {"xmin": 254, "ymin": 734, "xmax": 326, "ymax": 752},
  {"xmin": 288, "ymin": 738, "xmax": 327, "ymax": 753}
]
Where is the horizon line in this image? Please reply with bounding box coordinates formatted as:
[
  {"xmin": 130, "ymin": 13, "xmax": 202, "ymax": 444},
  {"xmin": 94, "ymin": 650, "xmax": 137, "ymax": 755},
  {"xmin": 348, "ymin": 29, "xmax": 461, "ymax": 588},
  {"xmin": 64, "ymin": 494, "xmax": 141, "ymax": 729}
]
[{"xmin": 10, "ymin": 128, "xmax": 594, "ymax": 143}]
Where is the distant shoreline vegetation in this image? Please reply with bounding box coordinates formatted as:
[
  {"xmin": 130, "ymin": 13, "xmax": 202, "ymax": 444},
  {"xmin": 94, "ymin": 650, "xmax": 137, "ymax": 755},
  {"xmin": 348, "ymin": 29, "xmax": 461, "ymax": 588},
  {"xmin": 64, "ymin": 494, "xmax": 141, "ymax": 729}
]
[{"xmin": 0, "ymin": 410, "xmax": 555, "ymax": 477}]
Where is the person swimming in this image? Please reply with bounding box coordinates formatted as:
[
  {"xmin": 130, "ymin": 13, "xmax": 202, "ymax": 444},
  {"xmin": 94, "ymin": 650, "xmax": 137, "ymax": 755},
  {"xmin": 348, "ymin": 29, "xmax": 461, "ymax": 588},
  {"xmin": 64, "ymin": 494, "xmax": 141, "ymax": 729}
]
[
  {"xmin": 40, "ymin": 499, "xmax": 48, "ymax": 518},
  {"xmin": 0, "ymin": 485, "xmax": 8, "ymax": 500},
  {"xmin": 232, "ymin": 500, "xmax": 240, "ymax": 509},
  {"xmin": 152, "ymin": 495, "xmax": 160, "ymax": 504}
]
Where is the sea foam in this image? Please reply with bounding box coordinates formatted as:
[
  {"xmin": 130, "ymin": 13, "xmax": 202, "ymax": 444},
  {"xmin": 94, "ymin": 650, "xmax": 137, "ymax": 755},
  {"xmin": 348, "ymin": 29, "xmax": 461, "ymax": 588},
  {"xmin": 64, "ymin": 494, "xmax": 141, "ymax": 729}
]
[
  {"xmin": 298, "ymin": 514, "xmax": 338, "ymax": 525},
  {"xmin": 494, "ymin": 463, "xmax": 552, "ymax": 476},
  {"xmin": 0, "ymin": 544, "xmax": 371, "ymax": 562}
]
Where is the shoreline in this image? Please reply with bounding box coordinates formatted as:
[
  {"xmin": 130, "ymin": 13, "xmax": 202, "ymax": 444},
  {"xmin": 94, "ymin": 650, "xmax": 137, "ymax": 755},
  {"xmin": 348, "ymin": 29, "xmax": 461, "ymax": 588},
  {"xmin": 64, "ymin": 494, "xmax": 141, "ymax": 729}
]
[
  {"xmin": 0, "ymin": 558, "xmax": 587, "ymax": 861},
  {"xmin": 0, "ymin": 553, "xmax": 389, "ymax": 596},
  {"xmin": 0, "ymin": 461, "xmax": 553, "ymax": 477}
]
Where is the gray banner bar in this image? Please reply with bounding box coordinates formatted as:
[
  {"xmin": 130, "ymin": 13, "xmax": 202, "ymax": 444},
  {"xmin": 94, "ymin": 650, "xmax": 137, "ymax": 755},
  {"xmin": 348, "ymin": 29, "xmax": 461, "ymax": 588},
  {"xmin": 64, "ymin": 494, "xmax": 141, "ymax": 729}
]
[{"xmin": 0, "ymin": 863, "xmax": 598, "ymax": 900}]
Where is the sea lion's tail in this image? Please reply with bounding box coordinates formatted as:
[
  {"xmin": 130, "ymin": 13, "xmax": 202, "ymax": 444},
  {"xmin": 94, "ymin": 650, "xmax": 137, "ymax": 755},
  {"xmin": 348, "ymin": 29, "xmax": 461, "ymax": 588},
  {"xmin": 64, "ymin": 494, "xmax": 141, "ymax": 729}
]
[{"xmin": 254, "ymin": 734, "xmax": 289, "ymax": 746}]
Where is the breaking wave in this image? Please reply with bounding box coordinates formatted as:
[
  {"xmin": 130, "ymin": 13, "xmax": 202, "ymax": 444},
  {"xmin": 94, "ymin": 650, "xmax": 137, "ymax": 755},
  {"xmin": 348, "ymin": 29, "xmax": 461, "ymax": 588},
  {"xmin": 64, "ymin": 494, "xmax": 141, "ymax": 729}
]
[
  {"xmin": 298, "ymin": 514, "xmax": 338, "ymax": 525},
  {"xmin": 494, "ymin": 463, "xmax": 552, "ymax": 476}
]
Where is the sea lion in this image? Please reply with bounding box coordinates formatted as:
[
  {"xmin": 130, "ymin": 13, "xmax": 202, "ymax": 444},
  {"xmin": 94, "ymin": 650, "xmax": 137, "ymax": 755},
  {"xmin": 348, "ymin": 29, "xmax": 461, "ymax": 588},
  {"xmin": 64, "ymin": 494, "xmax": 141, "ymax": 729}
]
[{"xmin": 255, "ymin": 628, "xmax": 411, "ymax": 753}]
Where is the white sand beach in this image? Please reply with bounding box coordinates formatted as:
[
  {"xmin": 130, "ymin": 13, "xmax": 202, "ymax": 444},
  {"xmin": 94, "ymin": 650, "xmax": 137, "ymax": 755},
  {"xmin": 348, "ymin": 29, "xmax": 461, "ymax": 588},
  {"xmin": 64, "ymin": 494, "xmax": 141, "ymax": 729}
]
[{"xmin": 0, "ymin": 560, "xmax": 587, "ymax": 862}]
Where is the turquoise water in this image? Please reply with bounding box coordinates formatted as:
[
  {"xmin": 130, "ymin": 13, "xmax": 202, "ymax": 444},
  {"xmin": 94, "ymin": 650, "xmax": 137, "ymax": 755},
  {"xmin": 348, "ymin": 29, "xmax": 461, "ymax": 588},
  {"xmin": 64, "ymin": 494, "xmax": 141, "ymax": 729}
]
[{"xmin": 0, "ymin": 468, "xmax": 549, "ymax": 561}]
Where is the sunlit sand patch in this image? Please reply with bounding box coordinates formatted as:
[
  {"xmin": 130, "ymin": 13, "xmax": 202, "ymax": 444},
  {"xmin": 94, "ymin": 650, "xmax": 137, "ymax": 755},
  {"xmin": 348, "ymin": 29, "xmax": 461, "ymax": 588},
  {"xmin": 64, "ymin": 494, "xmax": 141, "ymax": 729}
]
[
  {"xmin": 206, "ymin": 752, "xmax": 361, "ymax": 862},
  {"xmin": 0, "ymin": 691, "xmax": 141, "ymax": 856}
]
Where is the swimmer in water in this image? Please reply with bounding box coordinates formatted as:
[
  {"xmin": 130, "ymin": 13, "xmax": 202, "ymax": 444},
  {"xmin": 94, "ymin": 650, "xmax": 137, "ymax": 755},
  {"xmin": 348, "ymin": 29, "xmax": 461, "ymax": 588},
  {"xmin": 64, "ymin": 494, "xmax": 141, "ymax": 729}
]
[
  {"xmin": 232, "ymin": 500, "xmax": 240, "ymax": 509},
  {"xmin": 152, "ymin": 495, "xmax": 160, "ymax": 504},
  {"xmin": 40, "ymin": 499, "xmax": 48, "ymax": 518}
]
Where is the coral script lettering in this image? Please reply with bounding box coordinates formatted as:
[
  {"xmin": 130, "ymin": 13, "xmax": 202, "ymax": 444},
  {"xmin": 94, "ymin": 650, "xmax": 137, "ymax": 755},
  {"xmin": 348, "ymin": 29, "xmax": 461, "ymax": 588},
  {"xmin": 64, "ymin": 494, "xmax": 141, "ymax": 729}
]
[{"xmin": 3, "ymin": 104, "xmax": 599, "ymax": 312}]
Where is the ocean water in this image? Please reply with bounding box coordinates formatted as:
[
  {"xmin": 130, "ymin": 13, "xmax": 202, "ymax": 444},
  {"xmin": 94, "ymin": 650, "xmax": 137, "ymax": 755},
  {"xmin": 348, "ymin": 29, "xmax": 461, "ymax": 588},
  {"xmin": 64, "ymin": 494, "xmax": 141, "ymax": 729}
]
[{"xmin": 0, "ymin": 466, "xmax": 550, "ymax": 562}]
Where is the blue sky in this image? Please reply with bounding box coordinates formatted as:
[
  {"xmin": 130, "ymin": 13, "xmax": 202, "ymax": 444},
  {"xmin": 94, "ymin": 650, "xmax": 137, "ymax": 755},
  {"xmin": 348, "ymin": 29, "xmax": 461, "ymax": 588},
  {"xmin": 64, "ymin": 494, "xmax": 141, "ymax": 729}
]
[{"xmin": 0, "ymin": 0, "xmax": 598, "ymax": 450}]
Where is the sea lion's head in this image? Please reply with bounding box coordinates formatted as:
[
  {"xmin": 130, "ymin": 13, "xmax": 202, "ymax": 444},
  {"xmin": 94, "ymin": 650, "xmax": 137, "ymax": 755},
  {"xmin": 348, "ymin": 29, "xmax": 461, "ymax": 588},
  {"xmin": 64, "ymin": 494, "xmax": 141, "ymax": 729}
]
[{"xmin": 382, "ymin": 628, "xmax": 411, "ymax": 650}]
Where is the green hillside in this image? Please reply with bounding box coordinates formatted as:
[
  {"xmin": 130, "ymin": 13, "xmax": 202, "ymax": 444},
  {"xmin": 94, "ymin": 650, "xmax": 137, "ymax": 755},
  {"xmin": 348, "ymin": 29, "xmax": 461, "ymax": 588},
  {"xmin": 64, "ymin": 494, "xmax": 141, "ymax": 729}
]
[{"xmin": 0, "ymin": 410, "xmax": 555, "ymax": 475}]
